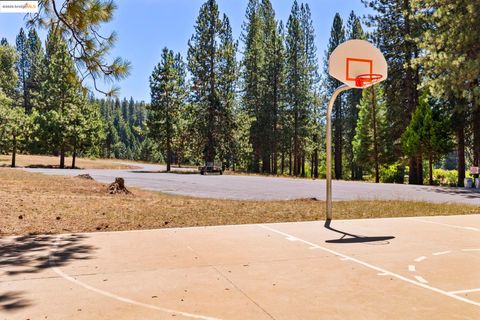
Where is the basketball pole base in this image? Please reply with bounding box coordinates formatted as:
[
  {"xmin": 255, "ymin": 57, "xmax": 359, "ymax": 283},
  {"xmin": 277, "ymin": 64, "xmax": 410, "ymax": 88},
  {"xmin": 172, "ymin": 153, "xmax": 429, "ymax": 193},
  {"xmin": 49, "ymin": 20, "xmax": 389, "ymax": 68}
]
[{"xmin": 326, "ymin": 84, "xmax": 351, "ymax": 221}]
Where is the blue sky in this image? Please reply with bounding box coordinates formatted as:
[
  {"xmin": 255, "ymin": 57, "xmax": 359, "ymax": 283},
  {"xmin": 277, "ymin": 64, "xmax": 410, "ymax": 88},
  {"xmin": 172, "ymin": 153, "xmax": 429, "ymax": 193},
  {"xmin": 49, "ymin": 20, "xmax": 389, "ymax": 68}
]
[{"xmin": 0, "ymin": 0, "xmax": 370, "ymax": 101}]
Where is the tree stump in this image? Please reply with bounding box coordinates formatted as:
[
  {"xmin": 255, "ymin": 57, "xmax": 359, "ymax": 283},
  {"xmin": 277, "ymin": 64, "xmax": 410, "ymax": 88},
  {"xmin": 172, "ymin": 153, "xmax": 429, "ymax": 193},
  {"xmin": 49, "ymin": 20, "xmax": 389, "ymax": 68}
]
[
  {"xmin": 76, "ymin": 174, "xmax": 94, "ymax": 180},
  {"xmin": 107, "ymin": 177, "xmax": 132, "ymax": 195}
]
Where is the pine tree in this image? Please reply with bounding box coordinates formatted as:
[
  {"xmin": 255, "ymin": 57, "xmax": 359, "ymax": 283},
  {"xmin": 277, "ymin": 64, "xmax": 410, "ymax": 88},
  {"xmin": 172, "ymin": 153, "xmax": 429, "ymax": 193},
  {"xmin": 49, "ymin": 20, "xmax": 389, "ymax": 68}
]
[
  {"xmin": 187, "ymin": 0, "xmax": 236, "ymax": 165},
  {"xmin": 0, "ymin": 97, "xmax": 36, "ymax": 167},
  {"xmin": 63, "ymin": 95, "xmax": 105, "ymax": 167},
  {"xmin": 324, "ymin": 13, "xmax": 346, "ymax": 179},
  {"xmin": 241, "ymin": 0, "xmax": 263, "ymax": 172},
  {"xmin": 0, "ymin": 44, "xmax": 19, "ymax": 99},
  {"xmin": 148, "ymin": 48, "xmax": 186, "ymax": 171},
  {"xmin": 353, "ymin": 85, "xmax": 390, "ymax": 183},
  {"xmin": 345, "ymin": 11, "xmax": 366, "ymax": 180},
  {"xmin": 402, "ymin": 91, "xmax": 453, "ymax": 185},
  {"xmin": 217, "ymin": 15, "xmax": 238, "ymax": 169},
  {"xmin": 258, "ymin": 0, "xmax": 285, "ymax": 174},
  {"xmin": 128, "ymin": 97, "xmax": 136, "ymax": 126},
  {"xmin": 30, "ymin": 0, "xmax": 130, "ymax": 96},
  {"xmin": 257, "ymin": 0, "xmax": 275, "ymax": 173},
  {"xmin": 363, "ymin": 0, "xmax": 423, "ymax": 184},
  {"xmin": 241, "ymin": 0, "xmax": 286, "ymax": 174},
  {"xmin": 34, "ymin": 27, "xmax": 81, "ymax": 168},
  {"xmin": 276, "ymin": 21, "xmax": 293, "ymax": 175},
  {"xmin": 103, "ymin": 120, "xmax": 120, "ymax": 158},
  {"xmin": 311, "ymin": 90, "xmax": 325, "ymax": 178},
  {"xmin": 0, "ymin": 38, "xmax": 8, "ymax": 46},
  {"xmin": 26, "ymin": 29, "xmax": 43, "ymax": 114},
  {"xmin": 286, "ymin": 0, "xmax": 310, "ymax": 176},
  {"xmin": 301, "ymin": 3, "xmax": 319, "ymax": 177},
  {"xmin": 266, "ymin": 8, "xmax": 285, "ymax": 174},
  {"xmin": 16, "ymin": 28, "xmax": 29, "ymax": 111},
  {"xmin": 412, "ymin": 0, "xmax": 480, "ymax": 183}
]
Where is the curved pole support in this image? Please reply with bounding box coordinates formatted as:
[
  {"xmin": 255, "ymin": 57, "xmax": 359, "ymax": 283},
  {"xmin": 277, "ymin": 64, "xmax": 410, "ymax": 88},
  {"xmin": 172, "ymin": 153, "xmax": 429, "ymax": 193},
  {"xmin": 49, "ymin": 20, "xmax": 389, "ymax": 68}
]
[{"xmin": 326, "ymin": 84, "xmax": 351, "ymax": 221}]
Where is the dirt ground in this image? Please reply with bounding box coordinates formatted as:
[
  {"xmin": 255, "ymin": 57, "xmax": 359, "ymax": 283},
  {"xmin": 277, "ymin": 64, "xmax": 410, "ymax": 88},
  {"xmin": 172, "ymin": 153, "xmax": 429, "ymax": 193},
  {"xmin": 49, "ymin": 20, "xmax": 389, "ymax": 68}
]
[
  {"xmin": 0, "ymin": 154, "xmax": 139, "ymax": 169},
  {"xmin": 1, "ymin": 169, "xmax": 479, "ymax": 236}
]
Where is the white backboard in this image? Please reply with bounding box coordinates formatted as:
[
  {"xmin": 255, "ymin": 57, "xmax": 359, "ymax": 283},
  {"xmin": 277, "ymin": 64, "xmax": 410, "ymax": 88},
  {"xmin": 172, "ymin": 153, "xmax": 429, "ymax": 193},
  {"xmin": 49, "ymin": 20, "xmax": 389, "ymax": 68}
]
[{"xmin": 328, "ymin": 40, "xmax": 387, "ymax": 89}]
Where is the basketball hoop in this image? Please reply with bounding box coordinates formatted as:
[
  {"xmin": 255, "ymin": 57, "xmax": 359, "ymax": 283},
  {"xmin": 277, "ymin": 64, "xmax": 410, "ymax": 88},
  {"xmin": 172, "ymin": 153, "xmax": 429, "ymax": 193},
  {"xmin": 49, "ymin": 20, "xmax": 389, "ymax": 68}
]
[
  {"xmin": 326, "ymin": 40, "xmax": 388, "ymax": 221},
  {"xmin": 355, "ymin": 73, "xmax": 383, "ymax": 87}
]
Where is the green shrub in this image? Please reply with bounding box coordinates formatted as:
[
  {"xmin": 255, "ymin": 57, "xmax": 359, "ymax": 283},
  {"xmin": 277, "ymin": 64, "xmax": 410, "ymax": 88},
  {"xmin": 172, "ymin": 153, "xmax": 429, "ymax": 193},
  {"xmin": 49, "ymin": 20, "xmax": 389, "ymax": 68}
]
[
  {"xmin": 432, "ymin": 169, "xmax": 458, "ymax": 186},
  {"xmin": 380, "ymin": 164, "xmax": 405, "ymax": 184}
]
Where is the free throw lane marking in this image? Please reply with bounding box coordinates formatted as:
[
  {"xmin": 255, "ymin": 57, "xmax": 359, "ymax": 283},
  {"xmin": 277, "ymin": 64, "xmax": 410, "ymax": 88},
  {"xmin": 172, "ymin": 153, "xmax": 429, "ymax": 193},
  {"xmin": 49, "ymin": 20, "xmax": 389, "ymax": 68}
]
[
  {"xmin": 449, "ymin": 288, "xmax": 480, "ymax": 295},
  {"xmin": 410, "ymin": 218, "xmax": 479, "ymax": 232},
  {"xmin": 50, "ymin": 237, "xmax": 222, "ymax": 320},
  {"xmin": 414, "ymin": 276, "xmax": 429, "ymax": 284},
  {"xmin": 258, "ymin": 224, "xmax": 480, "ymax": 308},
  {"xmin": 433, "ymin": 251, "xmax": 452, "ymax": 256}
]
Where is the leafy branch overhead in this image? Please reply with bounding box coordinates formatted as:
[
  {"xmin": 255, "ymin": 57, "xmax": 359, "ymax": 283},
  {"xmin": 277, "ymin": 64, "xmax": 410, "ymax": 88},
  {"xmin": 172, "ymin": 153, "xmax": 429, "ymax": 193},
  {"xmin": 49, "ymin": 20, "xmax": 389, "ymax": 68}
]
[{"xmin": 28, "ymin": 0, "xmax": 131, "ymax": 96}]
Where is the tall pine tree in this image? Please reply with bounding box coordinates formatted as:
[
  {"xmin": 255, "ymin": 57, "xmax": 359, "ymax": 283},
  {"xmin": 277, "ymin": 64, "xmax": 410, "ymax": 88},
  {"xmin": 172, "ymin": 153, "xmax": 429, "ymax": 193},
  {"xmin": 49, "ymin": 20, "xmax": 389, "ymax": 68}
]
[
  {"xmin": 324, "ymin": 13, "xmax": 346, "ymax": 179},
  {"xmin": 148, "ymin": 48, "xmax": 186, "ymax": 172},
  {"xmin": 363, "ymin": 0, "xmax": 423, "ymax": 184},
  {"xmin": 412, "ymin": 0, "xmax": 480, "ymax": 185},
  {"xmin": 16, "ymin": 28, "xmax": 29, "ymax": 111},
  {"xmin": 402, "ymin": 91, "xmax": 453, "ymax": 185},
  {"xmin": 353, "ymin": 85, "xmax": 390, "ymax": 183},
  {"xmin": 345, "ymin": 11, "xmax": 366, "ymax": 180},
  {"xmin": 34, "ymin": 27, "xmax": 81, "ymax": 168},
  {"xmin": 187, "ymin": 0, "xmax": 237, "ymax": 165},
  {"xmin": 285, "ymin": 0, "xmax": 310, "ymax": 176},
  {"xmin": 241, "ymin": 0, "xmax": 264, "ymax": 172},
  {"xmin": 26, "ymin": 29, "xmax": 43, "ymax": 114}
]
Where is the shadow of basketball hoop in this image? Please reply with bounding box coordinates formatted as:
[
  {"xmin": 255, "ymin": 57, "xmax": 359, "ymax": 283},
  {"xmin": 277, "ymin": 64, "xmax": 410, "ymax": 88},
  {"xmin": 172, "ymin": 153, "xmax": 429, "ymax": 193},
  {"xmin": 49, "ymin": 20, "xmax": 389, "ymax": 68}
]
[{"xmin": 324, "ymin": 219, "xmax": 395, "ymax": 245}]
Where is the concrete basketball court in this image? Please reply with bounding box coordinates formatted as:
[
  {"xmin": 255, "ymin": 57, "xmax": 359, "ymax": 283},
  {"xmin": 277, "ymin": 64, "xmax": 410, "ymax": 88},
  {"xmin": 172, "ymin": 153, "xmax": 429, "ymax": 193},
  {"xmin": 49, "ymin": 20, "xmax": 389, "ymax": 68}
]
[{"xmin": 1, "ymin": 214, "xmax": 480, "ymax": 319}]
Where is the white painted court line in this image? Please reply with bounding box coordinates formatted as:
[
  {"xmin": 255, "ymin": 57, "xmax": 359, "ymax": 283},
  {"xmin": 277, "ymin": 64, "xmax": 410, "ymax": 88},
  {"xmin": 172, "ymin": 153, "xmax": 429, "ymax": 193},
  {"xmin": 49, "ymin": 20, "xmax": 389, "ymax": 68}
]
[
  {"xmin": 414, "ymin": 256, "xmax": 427, "ymax": 262},
  {"xmin": 449, "ymin": 288, "xmax": 480, "ymax": 295},
  {"xmin": 258, "ymin": 224, "xmax": 480, "ymax": 308},
  {"xmin": 49, "ymin": 237, "xmax": 222, "ymax": 320},
  {"xmin": 408, "ymin": 265, "xmax": 416, "ymax": 272},
  {"xmin": 414, "ymin": 276, "xmax": 429, "ymax": 284},
  {"xmin": 410, "ymin": 218, "xmax": 479, "ymax": 232},
  {"xmin": 433, "ymin": 251, "xmax": 452, "ymax": 256}
]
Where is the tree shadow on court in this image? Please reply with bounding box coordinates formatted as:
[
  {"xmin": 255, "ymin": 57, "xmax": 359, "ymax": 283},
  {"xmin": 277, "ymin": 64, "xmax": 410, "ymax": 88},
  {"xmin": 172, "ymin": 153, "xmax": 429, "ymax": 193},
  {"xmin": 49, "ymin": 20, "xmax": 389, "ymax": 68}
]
[
  {"xmin": 324, "ymin": 220, "xmax": 395, "ymax": 245},
  {"xmin": 0, "ymin": 234, "xmax": 96, "ymax": 312},
  {"xmin": 0, "ymin": 291, "xmax": 31, "ymax": 312}
]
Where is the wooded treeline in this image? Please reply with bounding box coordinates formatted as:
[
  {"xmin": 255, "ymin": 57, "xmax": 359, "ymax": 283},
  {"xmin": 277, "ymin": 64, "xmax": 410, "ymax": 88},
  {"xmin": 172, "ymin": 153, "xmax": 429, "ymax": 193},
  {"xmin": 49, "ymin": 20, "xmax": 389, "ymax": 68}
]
[
  {"xmin": 0, "ymin": 0, "xmax": 130, "ymax": 168},
  {"xmin": 145, "ymin": 0, "xmax": 480, "ymax": 186},
  {"xmin": 1, "ymin": 0, "xmax": 479, "ymax": 186}
]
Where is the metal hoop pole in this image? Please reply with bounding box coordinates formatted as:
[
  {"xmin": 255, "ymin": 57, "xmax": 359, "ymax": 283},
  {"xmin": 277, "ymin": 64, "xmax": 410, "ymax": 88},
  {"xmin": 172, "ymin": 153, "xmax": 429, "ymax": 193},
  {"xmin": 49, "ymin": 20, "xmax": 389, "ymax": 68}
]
[{"xmin": 326, "ymin": 84, "xmax": 351, "ymax": 220}]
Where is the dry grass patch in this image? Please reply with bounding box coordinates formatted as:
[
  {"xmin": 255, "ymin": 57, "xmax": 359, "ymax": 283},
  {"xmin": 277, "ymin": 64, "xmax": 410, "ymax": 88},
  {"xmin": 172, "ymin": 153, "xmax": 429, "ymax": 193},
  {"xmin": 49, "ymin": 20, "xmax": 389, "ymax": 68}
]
[
  {"xmin": 0, "ymin": 154, "xmax": 139, "ymax": 169},
  {"xmin": 0, "ymin": 168, "xmax": 479, "ymax": 236}
]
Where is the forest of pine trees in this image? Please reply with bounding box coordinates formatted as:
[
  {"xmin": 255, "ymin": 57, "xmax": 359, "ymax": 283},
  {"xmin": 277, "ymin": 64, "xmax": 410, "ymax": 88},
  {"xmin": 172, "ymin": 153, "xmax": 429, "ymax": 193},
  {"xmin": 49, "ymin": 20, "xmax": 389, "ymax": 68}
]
[{"xmin": 1, "ymin": 0, "xmax": 479, "ymax": 187}]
